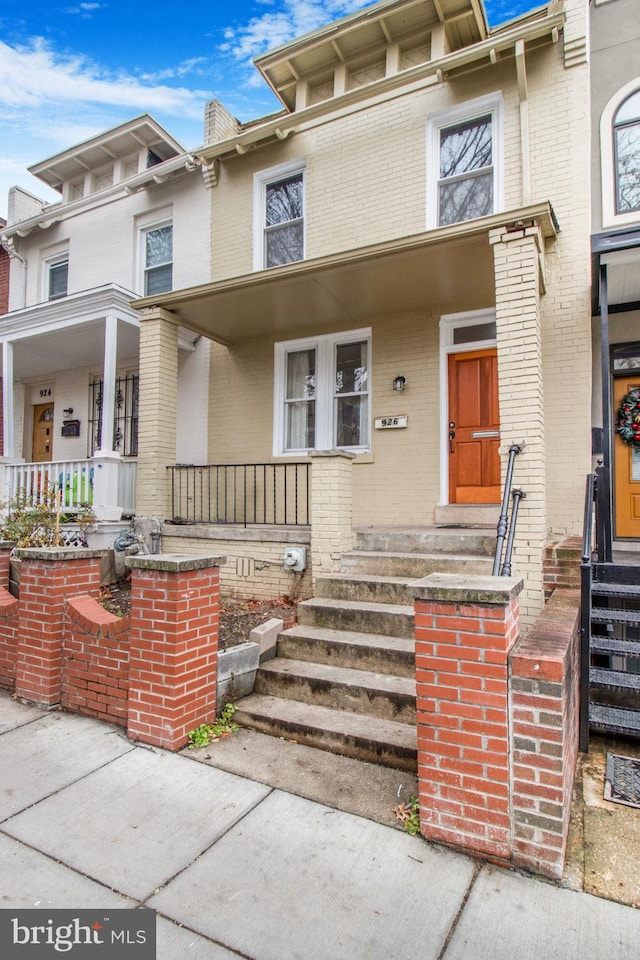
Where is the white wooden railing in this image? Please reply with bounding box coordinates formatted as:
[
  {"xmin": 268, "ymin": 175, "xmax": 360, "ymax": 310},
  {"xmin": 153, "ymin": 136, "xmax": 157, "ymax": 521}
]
[{"xmin": 3, "ymin": 458, "xmax": 137, "ymax": 515}]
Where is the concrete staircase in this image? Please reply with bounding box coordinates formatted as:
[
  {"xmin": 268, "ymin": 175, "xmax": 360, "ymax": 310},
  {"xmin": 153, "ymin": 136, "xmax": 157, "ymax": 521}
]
[{"xmin": 234, "ymin": 526, "xmax": 496, "ymax": 771}]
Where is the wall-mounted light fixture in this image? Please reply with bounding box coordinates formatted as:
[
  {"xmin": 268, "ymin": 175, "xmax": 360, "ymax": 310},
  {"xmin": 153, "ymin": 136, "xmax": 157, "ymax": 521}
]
[
  {"xmin": 63, "ymin": 407, "xmax": 74, "ymax": 415},
  {"xmin": 393, "ymin": 376, "xmax": 407, "ymax": 392}
]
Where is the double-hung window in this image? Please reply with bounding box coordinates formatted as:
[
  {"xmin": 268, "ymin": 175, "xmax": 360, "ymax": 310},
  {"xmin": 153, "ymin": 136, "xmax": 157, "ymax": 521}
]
[
  {"xmin": 254, "ymin": 161, "xmax": 305, "ymax": 269},
  {"xmin": 143, "ymin": 222, "xmax": 173, "ymax": 295},
  {"xmin": 427, "ymin": 95, "xmax": 503, "ymax": 229},
  {"xmin": 47, "ymin": 256, "xmax": 69, "ymax": 300},
  {"xmin": 275, "ymin": 330, "xmax": 370, "ymax": 455},
  {"xmin": 614, "ymin": 90, "xmax": 640, "ymax": 215}
]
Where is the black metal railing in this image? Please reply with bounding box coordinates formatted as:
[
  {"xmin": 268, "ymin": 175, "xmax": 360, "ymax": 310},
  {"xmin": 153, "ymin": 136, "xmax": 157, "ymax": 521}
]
[
  {"xmin": 492, "ymin": 444, "xmax": 524, "ymax": 576},
  {"xmin": 579, "ymin": 471, "xmax": 597, "ymax": 753},
  {"xmin": 167, "ymin": 463, "xmax": 310, "ymax": 526}
]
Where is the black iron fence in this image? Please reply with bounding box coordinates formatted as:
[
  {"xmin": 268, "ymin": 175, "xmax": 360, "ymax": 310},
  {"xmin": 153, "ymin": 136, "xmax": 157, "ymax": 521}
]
[{"xmin": 167, "ymin": 463, "xmax": 311, "ymax": 526}]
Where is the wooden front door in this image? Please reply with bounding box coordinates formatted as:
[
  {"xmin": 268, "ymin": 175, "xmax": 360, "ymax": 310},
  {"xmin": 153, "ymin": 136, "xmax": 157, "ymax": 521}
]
[
  {"xmin": 32, "ymin": 403, "xmax": 54, "ymax": 463},
  {"xmin": 448, "ymin": 348, "xmax": 500, "ymax": 504},
  {"xmin": 614, "ymin": 376, "xmax": 640, "ymax": 537}
]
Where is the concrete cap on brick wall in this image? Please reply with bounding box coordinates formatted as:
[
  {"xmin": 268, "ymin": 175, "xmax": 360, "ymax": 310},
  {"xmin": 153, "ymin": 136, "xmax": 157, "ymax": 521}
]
[
  {"xmin": 308, "ymin": 449, "xmax": 356, "ymax": 459},
  {"xmin": 126, "ymin": 553, "xmax": 226, "ymax": 572},
  {"xmin": 14, "ymin": 547, "xmax": 107, "ymax": 561},
  {"xmin": 408, "ymin": 572, "xmax": 523, "ymax": 605}
]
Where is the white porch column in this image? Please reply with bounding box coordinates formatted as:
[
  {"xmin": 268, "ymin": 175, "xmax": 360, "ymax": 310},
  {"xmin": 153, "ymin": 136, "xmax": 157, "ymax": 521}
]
[
  {"xmin": 91, "ymin": 314, "xmax": 122, "ymax": 521},
  {"xmin": 96, "ymin": 314, "xmax": 118, "ymax": 455},
  {"xmin": 2, "ymin": 341, "xmax": 14, "ymax": 458}
]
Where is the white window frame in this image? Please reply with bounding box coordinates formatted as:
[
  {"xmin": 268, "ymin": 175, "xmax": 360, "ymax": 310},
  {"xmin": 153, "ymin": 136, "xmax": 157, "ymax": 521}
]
[
  {"xmin": 43, "ymin": 251, "xmax": 69, "ymax": 302},
  {"xmin": 426, "ymin": 93, "xmax": 504, "ymax": 230},
  {"xmin": 273, "ymin": 327, "xmax": 371, "ymax": 456},
  {"xmin": 253, "ymin": 159, "xmax": 306, "ymax": 271},
  {"xmin": 136, "ymin": 207, "xmax": 173, "ymax": 295},
  {"xmin": 601, "ymin": 79, "xmax": 640, "ymax": 229}
]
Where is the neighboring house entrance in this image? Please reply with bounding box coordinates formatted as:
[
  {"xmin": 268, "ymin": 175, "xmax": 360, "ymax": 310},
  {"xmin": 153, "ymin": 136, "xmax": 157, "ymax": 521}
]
[
  {"xmin": 613, "ymin": 374, "xmax": 640, "ymax": 538},
  {"xmin": 447, "ymin": 348, "xmax": 500, "ymax": 504},
  {"xmin": 32, "ymin": 403, "xmax": 54, "ymax": 462}
]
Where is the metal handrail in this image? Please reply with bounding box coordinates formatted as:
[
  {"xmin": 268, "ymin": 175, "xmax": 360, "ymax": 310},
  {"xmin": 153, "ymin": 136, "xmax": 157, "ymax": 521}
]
[
  {"xmin": 500, "ymin": 488, "xmax": 526, "ymax": 576},
  {"xmin": 579, "ymin": 472, "xmax": 597, "ymax": 753},
  {"xmin": 493, "ymin": 444, "xmax": 522, "ymax": 576}
]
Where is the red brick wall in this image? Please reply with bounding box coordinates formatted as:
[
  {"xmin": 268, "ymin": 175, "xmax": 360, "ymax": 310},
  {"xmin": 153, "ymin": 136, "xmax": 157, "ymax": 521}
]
[
  {"xmin": 0, "ymin": 587, "xmax": 19, "ymax": 690},
  {"xmin": 14, "ymin": 551, "xmax": 103, "ymax": 706},
  {"xmin": 0, "ymin": 243, "xmax": 9, "ymax": 316},
  {"xmin": 415, "ymin": 587, "xmax": 520, "ymax": 863},
  {"xmin": 63, "ymin": 596, "xmax": 130, "ymax": 726},
  {"xmin": 543, "ymin": 537, "xmax": 582, "ymax": 600},
  {"xmin": 127, "ymin": 561, "xmax": 219, "ymax": 750},
  {"xmin": 509, "ymin": 589, "xmax": 581, "ymax": 879}
]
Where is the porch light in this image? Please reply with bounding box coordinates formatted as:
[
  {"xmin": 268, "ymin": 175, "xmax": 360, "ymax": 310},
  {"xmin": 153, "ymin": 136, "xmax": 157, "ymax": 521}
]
[{"xmin": 393, "ymin": 375, "xmax": 406, "ymax": 392}]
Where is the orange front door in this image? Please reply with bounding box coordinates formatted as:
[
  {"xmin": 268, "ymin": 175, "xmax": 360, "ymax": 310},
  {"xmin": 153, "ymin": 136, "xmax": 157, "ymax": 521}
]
[
  {"xmin": 32, "ymin": 403, "xmax": 54, "ymax": 463},
  {"xmin": 448, "ymin": 349, "xmax": 500, "ymax": 504},
  {"xmin": 614, "ymin": 376, "xmax": 640, "ymax": 538}
]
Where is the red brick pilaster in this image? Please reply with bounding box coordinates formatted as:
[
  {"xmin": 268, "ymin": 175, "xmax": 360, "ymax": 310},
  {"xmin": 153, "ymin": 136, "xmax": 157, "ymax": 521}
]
[
  {"xmin": 126, "ymin": 553, "xmax": 224, "ymax": 750},
  {"xmin": 0, "ymin": 541, "xmax": 15, "ymax": 591},
  {"xmin": 413, "ymin": 574, "xmax": 523, "ymax": 863},
  {"xmin": 14, "ymin": 548, "xmax": 104, "ymax": 706}
]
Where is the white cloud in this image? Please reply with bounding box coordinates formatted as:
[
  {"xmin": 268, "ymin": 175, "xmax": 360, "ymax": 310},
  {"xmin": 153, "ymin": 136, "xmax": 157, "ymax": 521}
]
[
  {"xmin": 0, "ymin": 37, "xmax": 209, "ymax": 117},
  {"xmin": 64, "ymin": 2, "xmax": 105, "ymax": 16},
  {"xmin": 222, "ymin": 0, "xmax": 373, "ymax": 63}
]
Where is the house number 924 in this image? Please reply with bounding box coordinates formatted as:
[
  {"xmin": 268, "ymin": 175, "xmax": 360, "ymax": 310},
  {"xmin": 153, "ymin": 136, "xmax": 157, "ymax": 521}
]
[{"xmin": 39, "ymin": 388, "xmax": 52, "ymax": 398}]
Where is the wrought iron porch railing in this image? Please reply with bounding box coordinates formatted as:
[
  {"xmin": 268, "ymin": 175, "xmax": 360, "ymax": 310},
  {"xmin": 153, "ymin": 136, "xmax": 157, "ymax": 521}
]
[
  {"xmin": 492, "ymin": 443, "xmax": 524, "ymax": 576},
  {"xmin": 167, "ymin": 463, "xmax": 311, "ymax": 527}
]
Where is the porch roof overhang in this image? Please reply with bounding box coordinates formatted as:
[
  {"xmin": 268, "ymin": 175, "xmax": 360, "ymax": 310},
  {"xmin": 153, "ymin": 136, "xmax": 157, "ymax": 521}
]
[
  {"xmin": 0, "ymin": 284, "xmax": 141, "ymax": 379},
  {"xmin": 132, "ymin": 202, "xmax": 557, "ymax": 345},
  {"xmin": 592, "ymin": 228, "xmax": 640, "ymax": 315}
]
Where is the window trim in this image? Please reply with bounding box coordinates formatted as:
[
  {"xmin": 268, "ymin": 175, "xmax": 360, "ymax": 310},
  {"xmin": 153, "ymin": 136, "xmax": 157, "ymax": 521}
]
[
  {"xmin": 426, "ymin": 93, "xmax": 504, "ymax": 231},
  {"xmin": 273, "ymin": 327, "xmax": 371, "ymax": 456},
  {"xmin": 44, "ymin": 252, "xmax": 69, "ymax": 302},
  {"xmin": 141, "ymin": 219, "xmax": 173, "ymax": 297},
  {"xmin": 253, "ymin": 159, "xmax": 306, "ymax": 271},
  {"xmin": 602, "ymin": 79, "xmax": 640, "ymax": 229}
]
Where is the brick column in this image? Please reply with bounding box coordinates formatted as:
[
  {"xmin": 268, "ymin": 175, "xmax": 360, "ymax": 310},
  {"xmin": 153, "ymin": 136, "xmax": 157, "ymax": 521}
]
[
  {"xmin": 309, "ymin": 451, "xmax": 355, "ymax": 581},
  {"xmin": 412, "ymin": 573, "xmax": 523, "ymax": 863},
  {"xmin": 510, "ymin": 589, "xmax": 580, "ymax": 879},
  {"xmin": 127, "ymin": 553, "xmax": 225, "ymax": 750},
  {"xmin": 490, "ymin": 224, "xmax": 546, "ymax": 626},
  {"xmin": 0, "ymin": 540, "xmax": 14, "ymax": 590},
  {"xmin": 135, "ymin": 307, "xmax": 179, "ymax": 518},
  {"xmin": 14, "ymin": 548, "xmax": 104, "ymax": 707}
]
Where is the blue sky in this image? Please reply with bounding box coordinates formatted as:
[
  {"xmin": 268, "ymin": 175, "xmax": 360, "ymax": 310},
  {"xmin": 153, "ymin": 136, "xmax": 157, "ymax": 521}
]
[{"xmin": 0, "ymin": 0, "xmax": 542, "ymax": 218}]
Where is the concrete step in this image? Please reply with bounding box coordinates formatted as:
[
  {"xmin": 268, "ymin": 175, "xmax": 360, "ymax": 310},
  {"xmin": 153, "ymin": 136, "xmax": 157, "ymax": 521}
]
[
  {"xmin": 340, "ymin": 550, "xmax": 494, "ymax": 579},
  {"xmin": 255, "ymin": 658, "xmax": 415, "ymax": 723},
  {"xmin": 297, "ymin": 596, "xmax": 415, "ymax": 638},
  {"xmin": 234, "ymin": 693, "xmax": 417, "ymax": 771},
  {"xmin": 434, "ymin": 504, "xmax": 500, "ymax": 527},
  {"xmin": 353, "ymin": 526, "xmax": 495, "ymax": 556},
  {"xmin": 314, "ymin": 572, "xmax": 416, "ymax": 604},
  {"xmin": 277, "ymin": 625, "xmax": 415, "ymax": 678}
]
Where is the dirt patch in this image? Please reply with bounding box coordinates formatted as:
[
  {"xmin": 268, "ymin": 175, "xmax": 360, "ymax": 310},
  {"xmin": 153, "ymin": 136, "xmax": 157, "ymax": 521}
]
[{"xmin": 99, "ymin": 580, "xmax": 297, "ymax": 650}]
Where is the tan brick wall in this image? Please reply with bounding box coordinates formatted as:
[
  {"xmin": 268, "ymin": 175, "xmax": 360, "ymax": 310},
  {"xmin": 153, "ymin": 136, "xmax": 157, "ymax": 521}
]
[{"xmin": 136, "ymin": 308, "xmax": 179, "ymax": 517}]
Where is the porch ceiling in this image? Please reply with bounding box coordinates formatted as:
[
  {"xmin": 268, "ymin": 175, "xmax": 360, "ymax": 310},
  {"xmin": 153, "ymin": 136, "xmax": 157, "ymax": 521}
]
[
  {"xmin": 6, "ymin": 318, "xmax": 140, "ymax": 380},
  {"xmin": 133, "ymin": 205, "xmax": 557, "ymax": 345}
]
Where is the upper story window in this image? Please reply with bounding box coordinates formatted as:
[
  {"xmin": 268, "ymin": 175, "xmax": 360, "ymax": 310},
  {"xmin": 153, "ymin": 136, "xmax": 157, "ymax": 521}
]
[
  {"xmin": 427, "ymin": 94, "xmax": 503, "ymax": 230},
  {"xmin": 143, "ymin": 222, "xmax": 173, "ymax": 295},
  {"xmin": 254, "ymin": 160, "xmax": 305, "ymax": 270},
  {"xmin": 274, "ymin": 329, "xmax": 370, "ymax": 455},
  {"xmin": 47, "ymin": 256, "xmax": 69, "ymax": 301},
  {"xmin": 614, "ymin": 90, "xmax": 640, "ymax": 215}
]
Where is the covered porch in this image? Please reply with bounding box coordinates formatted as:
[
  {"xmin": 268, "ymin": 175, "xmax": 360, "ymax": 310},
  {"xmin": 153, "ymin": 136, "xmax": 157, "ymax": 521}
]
[
  {"xmin": 133, "ymin": 203, "xmax": 561, "ymax": 622},
  {"xmin": 0, "ymin": 284, "xmax": 140, "ymax": 521}
]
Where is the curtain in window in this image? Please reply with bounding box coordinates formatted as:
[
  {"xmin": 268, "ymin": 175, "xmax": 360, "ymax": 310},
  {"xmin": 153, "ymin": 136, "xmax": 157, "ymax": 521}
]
[{"xmin": 285, "ymin": 349, "xmax": 315, "ymax": 449}]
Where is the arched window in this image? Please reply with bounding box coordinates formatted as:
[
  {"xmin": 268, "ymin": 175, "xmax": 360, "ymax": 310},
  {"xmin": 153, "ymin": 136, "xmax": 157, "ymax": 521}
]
[{"xmin": 614, "ymin": 90, "xmax": 640, "ymax": 214}]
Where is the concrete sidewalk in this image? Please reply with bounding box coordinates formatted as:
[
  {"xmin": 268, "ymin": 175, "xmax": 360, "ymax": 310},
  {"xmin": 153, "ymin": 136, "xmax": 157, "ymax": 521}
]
[{"xmin": 1, "ymin": 693, "xmax": 638, "ymax": 960}]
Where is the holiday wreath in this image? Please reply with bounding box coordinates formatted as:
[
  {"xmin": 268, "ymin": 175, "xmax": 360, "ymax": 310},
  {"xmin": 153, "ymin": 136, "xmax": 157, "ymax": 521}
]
[{"xmin": 616, "ymin": 387, "xmax": 640, "ymax": 446}]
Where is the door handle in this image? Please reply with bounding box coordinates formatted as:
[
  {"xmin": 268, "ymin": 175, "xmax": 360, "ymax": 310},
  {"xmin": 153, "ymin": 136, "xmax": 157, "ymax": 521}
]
[{"xmin": 449, "ymin": 421, "xmax": 456, "ymax": 454}]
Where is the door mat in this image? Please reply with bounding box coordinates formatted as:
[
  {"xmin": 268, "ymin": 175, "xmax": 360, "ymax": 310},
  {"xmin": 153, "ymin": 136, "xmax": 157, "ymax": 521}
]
[{"xmin": 604, "ymin": 753, "xmax": 640, "ymax": 808}]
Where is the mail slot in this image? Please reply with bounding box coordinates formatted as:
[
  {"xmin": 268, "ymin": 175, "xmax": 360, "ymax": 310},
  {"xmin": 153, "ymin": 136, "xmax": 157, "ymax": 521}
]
[{"xmin": 471, "ymin": 430, "xmax": 500, "ymax": 438}]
